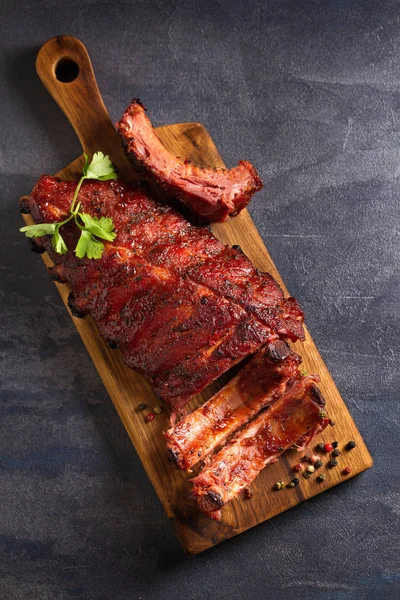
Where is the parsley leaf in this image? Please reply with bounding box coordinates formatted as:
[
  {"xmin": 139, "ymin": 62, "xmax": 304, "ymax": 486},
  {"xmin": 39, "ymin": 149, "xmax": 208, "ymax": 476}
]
[
  {"xmin": 84, "ymin": 151, "xmax": 118, "ymax": 181},
  {"xmin": 51, "ymin": 225, "xmax": 68, "ymax": 255},
  {"xmin": 82, "ymin": 152, "xmax": 90, "ymax": 177},
  {"xmin": 75, "ymin": 230, "xmax": 104, "ymax": 259},
  {"xmin": 20, "ymin": 223, "xmax": 56, "ymax": 238},
  {"xmin": 79, "ymin": 214, "xmax": 116, "ymax": 241}
]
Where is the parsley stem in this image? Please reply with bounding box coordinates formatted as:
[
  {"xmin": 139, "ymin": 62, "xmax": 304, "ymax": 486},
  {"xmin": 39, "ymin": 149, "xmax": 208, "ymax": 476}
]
[
  {"xmin": 58, "ymin": 213, "xmax": 75, "ymax": 228},
  {"xmin": 70, "ymin": 176, "xmax": 86, "ymax": 214},
  {"xmin": 73, "ymin": 213, "xmax": 86, "ymax": 230}
]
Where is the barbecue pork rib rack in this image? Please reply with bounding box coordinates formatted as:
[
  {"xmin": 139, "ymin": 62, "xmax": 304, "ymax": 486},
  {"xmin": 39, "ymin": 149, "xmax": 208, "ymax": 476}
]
[
  {"xmin": 117, "ymin": 99, "xmax": 263, "ymax": 223},
  {"xmin": 22, "ymin": 174, "xmax": 305, "ymax": 412}
]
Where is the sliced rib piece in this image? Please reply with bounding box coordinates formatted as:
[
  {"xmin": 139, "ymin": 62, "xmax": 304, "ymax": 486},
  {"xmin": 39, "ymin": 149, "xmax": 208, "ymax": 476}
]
[
  {"xmin": 116, "ymin": 99, "xmax": 263, "ymax": 223},
  {"xmin": 191, "ymin": 383, "xmax": 331, "ymax": 519},
  {"xmin": 24, "ymin": 175, "xmax": 304, "ymax": 410},
  {"xmin": 165, "ymin": 340, "xmax": 304, "ymax": 470}
]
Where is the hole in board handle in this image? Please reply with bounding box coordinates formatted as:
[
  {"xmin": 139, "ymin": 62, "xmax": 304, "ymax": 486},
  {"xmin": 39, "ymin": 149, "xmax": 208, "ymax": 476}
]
[{"xmin": 55, "ymin": 58, "xmax": 80, "ymax": 83}]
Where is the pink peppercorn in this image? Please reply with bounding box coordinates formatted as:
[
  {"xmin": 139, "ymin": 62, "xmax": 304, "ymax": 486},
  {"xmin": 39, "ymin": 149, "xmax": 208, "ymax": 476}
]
[
  {"xmin": 343, "ymin": 466, "xmax": 352, "ymax": 475},
  {"xmin": 294, "ymin": 463, "xmax": 303, "ymax": 472},
  {"xmin": 144, "ymin": 412, "xmax": 155, "ymax": 423},
  {"xmin": 310, "ymin": 454, "xmax": 320, "ymax": 464},
  {"xmin": 324, "ymin": 443, "xmax": 333, "ymax": 453}
]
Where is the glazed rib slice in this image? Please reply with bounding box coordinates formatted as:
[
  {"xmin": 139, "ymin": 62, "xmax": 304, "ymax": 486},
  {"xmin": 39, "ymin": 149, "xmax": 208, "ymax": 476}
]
[
  {"xmin": 191, "ymin": 383, "xmax": 332, "ymax": 520},
  {"xmin": 24, "ymin": 175, "xmax": 304, "ymax": 410},
  {"xmin": 116, "ymin": 99, "xmax": 263, "ymax": 223},
  {"xmin": 165, "ymin": 340, "xmax": 304, "ymax": 470}
]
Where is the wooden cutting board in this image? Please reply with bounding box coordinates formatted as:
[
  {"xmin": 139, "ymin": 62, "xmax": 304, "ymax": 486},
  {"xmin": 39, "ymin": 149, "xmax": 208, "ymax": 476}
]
[{"xmin": 21, "ymin": 36, "xmax": 373, "ymax": 555}]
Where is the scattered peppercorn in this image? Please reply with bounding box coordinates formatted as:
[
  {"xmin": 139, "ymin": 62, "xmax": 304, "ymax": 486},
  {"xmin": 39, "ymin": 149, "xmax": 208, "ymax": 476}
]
[
  {"xmin": 153, "ymin": 405, "xmax": 162, "ymax": 414},
  {"xmin": 343, "ymin": 466, "xmax": 352, "ymax": 475},
  {"xmin": 303, "ymin": 453, "xmax": 311, "ymax": 462},
  {"xmin": 314, "ymin": 459, "xmax": 323, "ymax": 469},
  {"xmin": 324, "ymin": 443, "xmax": 333, "ymax": 453},
  {"xmin": 144, "ymin": 412, "xmax": 155, "ymax": 423},
  {"xmin": 319, "ymin": 410, "xmax": 327, "ymax": 418},
  {"xmin": 346, "ymin": 440, "xmax": 356, "ymax": 451},
  {"xmin": 332, "ymin": 449, "xmax": 341, "ymax": 457},
  {"xmin": 244, "ymin": 487, "xmax": 253, "ymax": 499},
  {"xmin": 310, "ymin": 454, "xmax": 320, "ymax": 464},
  {"xmin": 287, "ymin": 481, "xmax": 296, "ymax": 488},
  {"xmin": 332, "ymin": 441, "xmax": 339, "ymax": 449},
  {"xmin": 307, "ymin": 465, "xmax": 315, "ymax": 474},
  {"xmin": 316, "ymin": 442, "xmax": 325, "ymax": 452},
  {"xmin": 328, "ymin": 457, "xmax": 338, "ymax": 468},
  {"xmin": 292, "ymin": 477, "xmax": 300, "ymax": 486},
  {"xmin": 294, "ymin": 463, "xmax": 303, "ymax": 472},
  {"xmin": 302, "ymin": 471, "xmax": 311, "ymax": 479},
  {"xmin": 137, "ymin": 403, "xmax": 147, "ymax": 412},
  {"xmin": 317, "ymin": 473, "xmax": 326, "ymax": 482},
  {"xmin": 274, "ymin": 480, "xmax": 286, "ymax": 490}
]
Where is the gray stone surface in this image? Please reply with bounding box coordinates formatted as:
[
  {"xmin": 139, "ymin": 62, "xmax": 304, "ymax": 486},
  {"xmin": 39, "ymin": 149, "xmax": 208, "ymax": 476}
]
[{"xmin": 1, "ymin": 0, "xmax": 399, "ymax": 598}]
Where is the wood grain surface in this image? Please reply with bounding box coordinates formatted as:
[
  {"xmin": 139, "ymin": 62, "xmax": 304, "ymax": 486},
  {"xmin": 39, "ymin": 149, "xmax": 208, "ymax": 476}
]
[{"xmin": 20, "ymin": 36, "xmax": 372, "ymax": 554}]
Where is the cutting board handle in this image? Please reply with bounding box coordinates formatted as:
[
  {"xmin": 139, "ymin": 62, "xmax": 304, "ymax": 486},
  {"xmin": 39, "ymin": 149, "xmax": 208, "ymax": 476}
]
[{"xmin": 36, "ymin": 35, "xmax": 133, "ymax": 178}]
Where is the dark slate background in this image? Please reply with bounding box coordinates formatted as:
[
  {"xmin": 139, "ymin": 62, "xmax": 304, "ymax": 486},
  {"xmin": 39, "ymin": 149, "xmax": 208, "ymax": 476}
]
[{"xmin": 1, "ymin": 0, "xmax": 399, "ymax": 598}]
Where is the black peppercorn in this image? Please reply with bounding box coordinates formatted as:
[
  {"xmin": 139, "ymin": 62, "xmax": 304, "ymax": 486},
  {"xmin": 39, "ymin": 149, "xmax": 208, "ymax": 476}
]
[
  {"xmin": 332, "ymin": 449, "xmax": 341, "ymax": 457},
  {"xmin": 292, "ymin": 477, "xmax": 300, "ymax": 486},
  {"xmin": 317, "ymin": 473, "xmax": 326, "ymax": 482},
  {"xmin": 332, "ymin": 441, "xmax": 339, "ymax": 449},
  {"xmin": 137, "ymin": 403, "xmax": 147, "ymax": 412},
  {"xmin": 328, "ymin": 458, "xmax": 338, "ymax": 468},
  {"xmin": 346, "ymin": 440, "xmax": 356, "ymax": 450},
  {"xmin": 316, "ymin": 443, "xmax": 325, "ymax": 452},
  {"xmin": 302, "ymin": 471, "xmax": 310, "ymax": 479},
  {"xmin": 314, "ymin": 459, "xmax": 323, "ymax": 469}
]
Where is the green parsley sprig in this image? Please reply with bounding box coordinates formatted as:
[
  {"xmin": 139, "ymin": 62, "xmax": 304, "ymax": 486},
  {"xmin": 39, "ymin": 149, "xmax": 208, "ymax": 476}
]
[{"xmin": 20, "ymin": 152, "xmax": 118, "ymax": 260}]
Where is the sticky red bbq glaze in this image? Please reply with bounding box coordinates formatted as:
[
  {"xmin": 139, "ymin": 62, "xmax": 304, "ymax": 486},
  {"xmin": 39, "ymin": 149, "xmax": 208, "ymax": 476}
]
[
  {"xmin": 191, "ymin": 385, "xmax": 331, "ymax": 519},
  {"xmin": 23, "ymin": 175, "xmax": 304, "ymax": 411},
  {"xmin": 165, "ymin": 340, "xmax": 308, "ymax": 470},
  {"xmin": 117, "ymin": 99, "xmax": 263, "ymax": 223}
]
